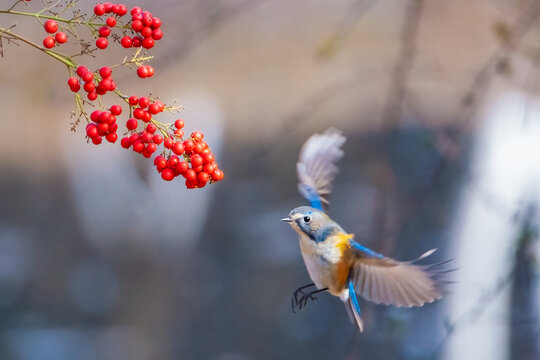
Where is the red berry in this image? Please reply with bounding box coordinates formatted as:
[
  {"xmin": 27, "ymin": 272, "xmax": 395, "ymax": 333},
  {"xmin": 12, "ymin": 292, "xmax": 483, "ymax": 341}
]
[
  {"xmin": 211, "ymin": 169, "xmax": 224, "ymax": 181},
  {"xmin": 142, "ymin": 13, "xmax": 153, "ymax": 27},
  {"xmin": 67, "ymin": 77, "xmax": 79, "ymax": 88},
  {"xmin": 141, "ymin": 26, "xmax": 152, "ymax": 38},
  {"xmin": 86, "ymin": 124, "xmax": 99, "ymax": 138},
  {"xmin": 137, "ymin": 65, "xmax": 149, "ymax": 78},
  {"xmin": 131, "ymin": 6, "xmax": 142, "ymax": 16},
  {"xmin": 94, "ymin": 4, "xmax": 106, "ymax": 16},
  {"xmin": 98, "ymin": 122, "xmax": 110, "ymax": 135},
  {"xmin": 174, "ymin": 161, "xmax": 189, "ymax": 175},
  {"xmin": 191, "ymin": 131, "xmax": 204, "ymax": 142},
  {"xmin": 183, "ymin": 139, "xmax": 195, "ymax": 153},
  {"xmin": 146, "ymin": 143, "xmax": 157, "ymax": 153},
  {"xmin": 133, "ymin": 108, "xmax": 144, "ymax": 119},
  {"xmin": 81, "ymin": 71, "xmax": 94, "ymax": 83},
  {"xmin": 106, "ymin": 17, "xmax": 116, "ymax": 27},
  {"xmin": 174, "ymin": 119, "xmax": 184, "ymax": 129},
  {"xmin": 153, "ymin": 134, "xmax": 163, "ymax": 144},
  {"xmin": 120, "ymin": 35, "xmax": 132, "ymax": 48},
  {"xmin": 168, "ymin": 155, "xmax": 180, "ymax": 167},
  {"xmin": 96, "ymin": 86, "xmax": 107, "ymax": 95},
  {"xmin": 110, "ymin": 123, "xmax": 118, "ymax": 132},
  {"xmin": 172, "ymin": 142, "xmax": 185, "ymax": 155},
  {"xmin": 87, "ymin": 92, "xmax": 98, "ymax": 101},
  {"xmin": 164, "ymin": 137, "xmax": 174, "ymax": 149},
  {"xmin": 138, "ymin": 96, "xmax": 150, "ymax": 108},
  {"xmin": 193, "ymin": 142, "xmax": 205, "ymax": 154},
  {"xmin": 152, "ymin": 17, "xmax": 162, "ymax": 28},
  {"xmin": 190, "ymin": 154, "xmax": 204, "ymax": 167},
  {"xmin": 183, "ymin": 169, "xmax": 197, "ymax": 181},
  {"xmin": 142, "ymin": 37, "xmax": 154, "ymax": 49},
  {"xmin": 148, "ymin": 103, "xmax": 160, "ymax": 114},
  {"xmin": 96, "ymin": 37, "xmax": 108, "ymax": 49},
  {"xmin": 152, "ymin": 28, "xmax": 163, "ymax": 40},
  {"xmin": 116, "ymin": 4, "xmax": 128, "ymax": 16},
  {"xmin": 132, "ymin": 36, "xmax": 142, "ymax": 47},
  {"xmin": 142, "ymin": 111, "xmax": 152, "ymax": 123},
  {"xmin": 154, "ymin": 101, "xmax": 165, "ymax": 112},
  {"xmin": 106, "ymin": 133, "xmax": 118, "ymax": 143},
  {"xmin": 126, "ymin": 118, "xmax": 138, "ymax": 130},
  {"xmin": 104, "ymin": 2, "xmax": 113, "ymax": 13},
  {"xmin": 110, "ymin": 104, "xmax": 122, "ymax": 115},
  {"xmin": 98, "ymin": 26, "xmax": 111, "ymax": 37},
  {"xmin": 83, "ymin": 82, "xmax": 96, "ymax": 93},
  {"xmin": 90, "ymin": 110, "xmax": 101, "ymax": 122},
  {"xmin": 198, "ymin": 172, "xmax": 210, "ymax": 183},
  {"xmin": 202, "ymin": 152, "xmax": 215, "ymax": 164},
  {"xmin": 161, "ymin": 168, "xmax": 174, "ymax": 181},
  {"xmin": 99, "ymin": 78, "xmax": 113, "ymax": 91},
  {"xmin": 76, "ymin": 69, "xmax": 88, "ymax": 80},
  {"xmin": 154, "ymin": 155, "xmax": 167, "ymax": 169},
  {"xmin": 141, "ymin": 132, "xmax": 153, "ymax": 143},
  {"xmin": 98, "ymin": 111, "xmax": 111, "ymax": 124},
  {"xmin": 131, "ymin": 20, "xmax": 143, "ymax": 32},
  {"xmin": 174, "ymin": 129, "xmax": 184, "ymax": 138},
  {"xmin": 146, "ymin": 66, "xmax": 154, "ymax": 77},
  {"xmin": 44, "ymin": 20, "xmax": 58, "ymax": 34},
  {"xmin": 43, "ymin": 36, "xmax": 55, "ymax": 48},
  {"xmin": 132, "ymin": 140, "xmax": 144, "ymax": 153},
  {"xmin": 204, "ymin": 163, "xmax": 216, "ymax": 175},
  {"xmin": 121, "ymin": 137, "xmax": 130, "ymax": 148},
  {"xmin": 69, "ymin": 83, "xmax": 80, "ymax": 92},
  {"xmin": 192, "ymin": 165, "xmax": 203, "ymax": 173},
  {"xmin": 128, "ymin": 96, "xmax": 138, "ymax": 105},
  {"xmin": 55, "ymin": 31, "xmax": 68, "ymax": 44},
  {"xmin": 146, "ymin": 123, "xmax": 157, "ymax": 133},
  {"xmin": 92, "ymin": 136, "xmax": 103, "ymax": 145},
  {"xmin": 99, "ymin": 66, "xmax": 112, "ymax": 78}
]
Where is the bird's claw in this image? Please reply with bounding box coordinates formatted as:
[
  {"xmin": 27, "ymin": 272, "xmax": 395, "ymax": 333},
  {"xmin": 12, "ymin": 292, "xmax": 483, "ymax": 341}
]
[{"xmin": 291, "ymin": 287, "xmax": 318, "ymax": 313}]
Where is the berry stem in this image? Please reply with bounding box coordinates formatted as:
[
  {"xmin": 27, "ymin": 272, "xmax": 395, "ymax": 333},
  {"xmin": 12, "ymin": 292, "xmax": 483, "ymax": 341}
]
[
  {"xmin": 0, "ymin": 9, "xmax": 127, "ymax": 29},
  {"xmin": 0, "ymin": 26, "xmax": 77, "ymax": 67}
]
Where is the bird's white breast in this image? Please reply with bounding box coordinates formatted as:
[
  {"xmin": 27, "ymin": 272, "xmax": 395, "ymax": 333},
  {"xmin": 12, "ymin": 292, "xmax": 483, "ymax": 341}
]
[{"xmin": 298, "ymin": 233, "xmax": 343, "ymax": 290}]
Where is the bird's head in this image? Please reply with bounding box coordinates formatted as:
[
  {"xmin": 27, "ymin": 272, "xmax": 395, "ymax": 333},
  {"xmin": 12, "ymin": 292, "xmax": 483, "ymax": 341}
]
[{"xmin": 281, "ymin": 206, "xmax": 341, "ymax": 242}]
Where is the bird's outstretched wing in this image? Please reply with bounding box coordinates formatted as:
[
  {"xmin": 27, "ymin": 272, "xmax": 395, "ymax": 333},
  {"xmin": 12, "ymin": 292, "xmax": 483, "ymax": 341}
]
[
  {"xmin": 297, "ymin": 128, "xmax": 346, "ymax": 211},
  {"xmin": 349, "ymin": 246, "xmax": 449, "ymax": 307}
]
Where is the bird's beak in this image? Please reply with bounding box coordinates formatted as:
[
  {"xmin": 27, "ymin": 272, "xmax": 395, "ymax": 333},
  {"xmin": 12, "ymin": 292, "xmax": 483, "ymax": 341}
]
[{"xmin": 281, "ymin": 217, "xmax": 292, "ymax": 223}]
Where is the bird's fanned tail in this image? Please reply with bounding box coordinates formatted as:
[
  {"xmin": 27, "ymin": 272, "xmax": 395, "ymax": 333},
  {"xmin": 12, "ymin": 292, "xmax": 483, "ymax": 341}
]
[{"xmin": 344, "ymin": 277, "xmax": 364, "ymax": 332}]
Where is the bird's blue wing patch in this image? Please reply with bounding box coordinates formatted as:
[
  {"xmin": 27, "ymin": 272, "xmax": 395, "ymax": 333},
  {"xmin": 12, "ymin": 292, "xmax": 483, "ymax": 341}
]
[
  {"xmin": 349, "ymin": 239, "xmax": 384, "ymax": 259},
  {"xmin": 298, "ymin": 184, "xmax": 324, "ymax": 210}
]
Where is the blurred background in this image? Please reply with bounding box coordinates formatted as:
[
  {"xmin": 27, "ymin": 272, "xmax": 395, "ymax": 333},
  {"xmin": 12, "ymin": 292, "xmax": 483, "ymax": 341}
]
[{"xmin": 1, "ymin": 0, "xmax": 540, "ymax": 359}]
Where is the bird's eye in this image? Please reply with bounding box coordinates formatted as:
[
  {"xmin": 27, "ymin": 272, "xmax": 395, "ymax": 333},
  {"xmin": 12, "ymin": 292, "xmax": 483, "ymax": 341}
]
[{"xmin": 303, "ymin": 216, "xmax": 311, "ymax": 223}]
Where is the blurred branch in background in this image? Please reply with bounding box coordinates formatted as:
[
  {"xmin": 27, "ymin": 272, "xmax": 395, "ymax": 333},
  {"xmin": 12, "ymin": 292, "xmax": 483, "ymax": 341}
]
[{"xmin": 159, "ymin": 0, "xmax": 266, "ymax": 64}]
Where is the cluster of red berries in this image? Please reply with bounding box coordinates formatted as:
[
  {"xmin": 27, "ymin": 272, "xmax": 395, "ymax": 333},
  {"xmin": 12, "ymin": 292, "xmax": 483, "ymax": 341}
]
[
  {"xmin": 93, "ymin": 3, "xmax": 163, "ymax": 51},
  {"xmin": 60, "ymin": 3, "xmax": 224, "ymax": 187},
  {"xmin": 130, "ymin": 95, "xmax": 164, "ymax": 122},
  {"xmin": 155, "ymin": 122, "xmax": 224, "ymax": 187},
  {"xmin": 86, "ymin": 107, "xmax": 122, "ymax": 145},
  {"xmin": 42, "ymin": 19, "xmax": 67, "ymax": 48},
  {"xmin": 93, "ymin": 3, "xmax": 128, "ymax": 49},
  {"xmin": 67, "ymin": 66, "xmax": 117, "ymax": 101},
  {"xmin": 119, "ymin": 6, "xmax": 163, "ymax": 50},
  {"xmin": 120, "ymin": 122, "xmax": 162, "ymax": 158}
]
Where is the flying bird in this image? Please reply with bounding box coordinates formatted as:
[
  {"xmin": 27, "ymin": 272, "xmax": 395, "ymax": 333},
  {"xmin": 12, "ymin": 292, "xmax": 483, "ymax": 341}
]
[{"xmin": 282, "ymin": 128, "xmax": 449, "ymax": 332}]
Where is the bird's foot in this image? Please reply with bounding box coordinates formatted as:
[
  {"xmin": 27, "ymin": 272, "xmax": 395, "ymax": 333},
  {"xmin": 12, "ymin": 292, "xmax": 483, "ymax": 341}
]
[{"xmin": 291, "ymin": 286, "xmax": 319, "ymax": 313}]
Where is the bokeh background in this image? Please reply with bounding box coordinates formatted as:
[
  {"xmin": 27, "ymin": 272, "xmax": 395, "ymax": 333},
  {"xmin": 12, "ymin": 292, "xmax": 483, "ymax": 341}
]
[{"xmin": 1, "ymin": 0, "xmax": 540, "ymax": 359}]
